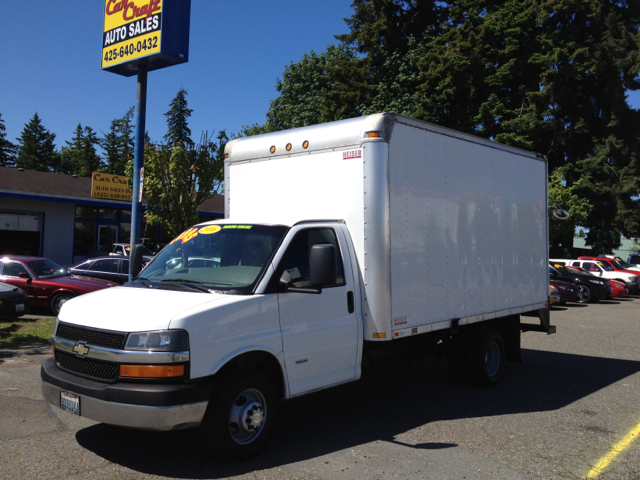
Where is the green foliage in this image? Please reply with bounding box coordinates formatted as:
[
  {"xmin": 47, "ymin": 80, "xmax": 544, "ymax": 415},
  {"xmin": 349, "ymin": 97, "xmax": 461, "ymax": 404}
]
[
  {"xmin": 548, "ymin": 169, "xmax": 592, "ymax": 247},
  {"xmin": 0, "ymin": 113, "xmax": 16, "ymax": 168},
  {"xmin": 59, "ymin": 124, "xmax": 103, "ymax": 177},
  {"xmin": 102, "ymin": 107, "xmax": 135, "ymax": 175},
  {"xmin": 138, "ymin": 132, "xmax": 226, "ymax": 237},
  {"xmin": 164, "ymin": 88, "xmax": 194, "ymax": 148},
  {"xmin": 15, "ymin": 113, "xmax": 60, "ymax": 172}
]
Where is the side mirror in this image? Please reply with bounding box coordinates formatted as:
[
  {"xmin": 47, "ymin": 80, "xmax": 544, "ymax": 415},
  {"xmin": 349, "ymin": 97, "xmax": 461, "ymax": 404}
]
[
  {"xmin": 130, "ymin": 244, "xmax": 145, "ymax": 278},
  {"xmin": 310, "ymin": 244, "xmax": 337, "ymax": 287},
  {"xmin": 19, "ymin": 272, "xmax": 31, "ymax": 280}
]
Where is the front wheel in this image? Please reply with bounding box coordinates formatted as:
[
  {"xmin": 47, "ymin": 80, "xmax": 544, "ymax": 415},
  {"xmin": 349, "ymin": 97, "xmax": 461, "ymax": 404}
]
[
  {"xmin": 576, "ymin": 284, "xmax": 592, "ymax": 303},
  {"xmin": 199, "ymin": 367, "xmax": 279, "ymax": 461}
]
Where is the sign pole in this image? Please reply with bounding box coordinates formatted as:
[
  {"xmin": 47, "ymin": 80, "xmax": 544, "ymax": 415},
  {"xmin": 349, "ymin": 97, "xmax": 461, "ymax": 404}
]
[{"xmin": 129, "ymin": 64, "xmax": 148, "ymax": 281}]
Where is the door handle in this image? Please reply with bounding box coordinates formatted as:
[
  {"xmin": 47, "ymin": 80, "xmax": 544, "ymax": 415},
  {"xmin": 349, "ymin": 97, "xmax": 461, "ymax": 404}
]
[{"xmin": 347, "ymin": 291, "xmax": 354, "ymax": 314}]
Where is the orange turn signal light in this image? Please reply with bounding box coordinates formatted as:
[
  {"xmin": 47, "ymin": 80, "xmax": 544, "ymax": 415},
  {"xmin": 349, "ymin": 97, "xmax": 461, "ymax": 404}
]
[
  {"xmin": 302, "ymin": 140, "xmax": 309, "ymax": 149},
  {"xmin": 270, "ymin": 145, "xmax": 276, "ymax": 154},
  {"xmin": 120, "ymin": 365, "xmax": 185, "ymax": 378},
  {"xmin": 286, "ymin": 143, "xmax": 292, "ymax": 151}
]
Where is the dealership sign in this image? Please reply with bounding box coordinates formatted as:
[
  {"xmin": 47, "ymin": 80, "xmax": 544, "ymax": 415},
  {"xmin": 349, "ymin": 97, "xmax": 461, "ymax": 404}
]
[
  {"xmin": 101, "ymin": 0, "xmax": 191, "ymax": 77},
  {"xmin": 91, "ymin": 172, "xmax": 133, "ymax": 201}
]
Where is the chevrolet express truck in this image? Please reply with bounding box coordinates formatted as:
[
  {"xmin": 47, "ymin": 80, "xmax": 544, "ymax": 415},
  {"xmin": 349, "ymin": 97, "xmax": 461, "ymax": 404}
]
[{"xmin": 41, "ymin": 113, "xmax": 554, "ymax": 459}]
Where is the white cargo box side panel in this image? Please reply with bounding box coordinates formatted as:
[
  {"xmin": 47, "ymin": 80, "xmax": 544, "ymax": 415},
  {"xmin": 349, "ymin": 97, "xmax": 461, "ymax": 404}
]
[
  {"xmin": 227, "ymin": 150, "xmax": 366, "ymax": 266},
  {"xmin": 388, "ymin": 121, "xmax": 548, "ymax": 333}
]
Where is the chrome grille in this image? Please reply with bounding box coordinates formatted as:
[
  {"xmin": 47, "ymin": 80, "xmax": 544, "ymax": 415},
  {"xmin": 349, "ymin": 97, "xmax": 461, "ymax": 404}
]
[
  {"xmin": 55, "ymin": 350, "xmax": 118, "ymax": 380},
  {"xmin": 56, "ymin": 323, "xmax": 126, "ymax": 350}
]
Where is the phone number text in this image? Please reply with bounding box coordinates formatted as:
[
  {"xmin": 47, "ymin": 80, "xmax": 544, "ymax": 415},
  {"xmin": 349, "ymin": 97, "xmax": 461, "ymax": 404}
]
[{"xmin": 103, "ymin": 36, "xmax": 159, "ymax": 63}]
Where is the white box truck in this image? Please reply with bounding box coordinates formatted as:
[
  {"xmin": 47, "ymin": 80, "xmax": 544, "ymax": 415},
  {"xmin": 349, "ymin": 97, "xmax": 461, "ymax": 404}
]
[{"xmin": 41, "ymin": 113, "xmax": 554, "ymax": 459}]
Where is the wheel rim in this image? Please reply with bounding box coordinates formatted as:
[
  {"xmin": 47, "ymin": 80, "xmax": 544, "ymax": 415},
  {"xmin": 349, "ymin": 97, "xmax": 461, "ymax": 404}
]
[
  {"xmin": 228, "ymin": 388, "xmax": 267, "ymax": 445},
  {"xmin": 54, "ymin": 296, "xmax": 70, "ymax": 313},
  {"xmin": 485, "ymin": 341, "xmax": 501, "ymax": 378},
  {"xmin": 577, "ymin": 285, "xmax": 588, "ymax": 302}
]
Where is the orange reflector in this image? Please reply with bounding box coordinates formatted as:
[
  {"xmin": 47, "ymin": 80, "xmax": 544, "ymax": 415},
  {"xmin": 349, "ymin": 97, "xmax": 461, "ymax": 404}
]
[
  {"xmin": 270, "ymin": 145, "xmax": 276, "ymax": 154},
  {"xmin": 51, "ymin": 346, "xmax": 55, "ymax": 358},
  {"xmin": 367, "ymin": 132, "xmax": 380, "ymax": 138},
  {"xmin": 286, "ymin": 143, "xmax": 292, "ymax": 151},
  {"xmin": 302, "ymin": 140, "xmax": 309, "ymax": 149},
  {"xmin": 120, "ymin": 365, "xmax": 185, "ymax": 378},
  {"xmin": 224, "ymin": 153, "xmax": 229, "ymax": 159},
  {"xmin": 373, "ymin": 332, "xmax": 386, "ymax": 338}
]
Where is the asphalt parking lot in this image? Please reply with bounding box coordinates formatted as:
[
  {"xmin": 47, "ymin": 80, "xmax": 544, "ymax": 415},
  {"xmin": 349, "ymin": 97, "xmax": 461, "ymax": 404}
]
[{"xmin": 1, "ymin": 298, "xmax": 639, "ymax": 480}]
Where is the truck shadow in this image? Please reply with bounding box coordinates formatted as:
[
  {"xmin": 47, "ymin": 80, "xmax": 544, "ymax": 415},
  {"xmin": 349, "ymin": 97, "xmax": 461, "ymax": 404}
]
[{"xmin": 75, "ymin": 348, "xmax": 640, "ymax": 478}]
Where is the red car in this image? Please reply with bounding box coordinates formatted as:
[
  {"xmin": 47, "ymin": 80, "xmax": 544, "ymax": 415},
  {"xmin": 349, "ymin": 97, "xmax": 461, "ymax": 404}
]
[
  {"xmin": 0, "ymin": 256, "xmax": 116, "ymax": 315},
  {"xmin": 578, "ymin": 256, "xmax": 640, "ymax": 294}
]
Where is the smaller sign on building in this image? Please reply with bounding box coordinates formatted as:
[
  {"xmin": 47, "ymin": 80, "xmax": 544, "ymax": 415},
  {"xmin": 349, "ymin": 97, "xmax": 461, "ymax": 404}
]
[
  {"xmin": 91, "ymin": 172, "xmax": 133, "ymax": 201},
  {"xmin": 102, "ymin": 0, "xmax": 191, "ymax": 77}
]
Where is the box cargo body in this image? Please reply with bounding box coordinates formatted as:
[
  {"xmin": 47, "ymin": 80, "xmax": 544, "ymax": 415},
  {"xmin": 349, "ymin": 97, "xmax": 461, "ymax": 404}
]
[{"xmin": 225, "ymin": 113, "xmax": 549, "ymax": 341}]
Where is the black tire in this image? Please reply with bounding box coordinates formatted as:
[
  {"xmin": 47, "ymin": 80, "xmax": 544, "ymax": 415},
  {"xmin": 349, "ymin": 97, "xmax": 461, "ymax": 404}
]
[
  {"xmin": 576, "ymin": 284, "xmax": 592, "ymax": 304},
  {"xmin": 467, "ymin": 330, "xmax": 505, "ymax": 387},
  {"xmin": 199, "ymin": 367, "xmax": 279, "ymax": 461},
  {"xmin": 51, "ymin": 293, "xmax": 73, "ymax": 315}
]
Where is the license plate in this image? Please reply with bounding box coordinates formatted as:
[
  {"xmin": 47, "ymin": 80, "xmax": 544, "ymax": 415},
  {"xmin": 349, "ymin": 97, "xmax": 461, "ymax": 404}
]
[
  {"xmin": 60, "ymin": 391, "xmax": 80, "ymax": 416},
  {"xmin": 16, "ymin": 304, "xmax": 24, "ymax": 312}
]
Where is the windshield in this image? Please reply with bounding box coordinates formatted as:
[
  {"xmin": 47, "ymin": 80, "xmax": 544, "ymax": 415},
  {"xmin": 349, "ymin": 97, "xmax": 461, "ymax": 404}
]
[
  {"xmin": 613, "ymin": 257, "xmax": 633, "ymax": 269},
  {"xmin": 27, "ymin": 259, "xmax": 68, "ymax": 279},
  {"xmin": 139, "ymin": 224, "xmax": 288, "ymax": 293}
]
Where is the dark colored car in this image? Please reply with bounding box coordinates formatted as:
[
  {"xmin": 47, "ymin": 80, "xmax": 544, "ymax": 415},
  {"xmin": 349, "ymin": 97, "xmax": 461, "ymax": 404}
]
[
  {"xmin": 68, "ymin": 256, "xmax": 152, "ymax": 285},
  {"xmin": 0, "ymin": 281, "xmax": 28, "ymax": 319},
  {"xmin": 548, "ymin": 264, "xmax": 612, "ymax": 303},
  {"xmin": 549, "ymin": 279, "xmax": 580, "ymax": 305},
  {"xmin": 0, "ymin": 256, "xmax": 116, "ymax": 315}
]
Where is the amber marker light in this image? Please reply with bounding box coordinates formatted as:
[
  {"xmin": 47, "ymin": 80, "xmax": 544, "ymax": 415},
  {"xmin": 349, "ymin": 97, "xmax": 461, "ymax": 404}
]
[
  {"xmin": 270, "ymin": 145, "xmax": 276, "ymax": 154},
  {"xmin": 367, "ymin": 132, "xmax": 380, "ymax": 138},
  {"xmin": 120, "ymin": 365, "xmax": 185, "ymax": 378},
  {"xmin": 286, "ymin": 143, "xmax": 292, "ymax": 151},
  {"xmin": 302, "ymin": 140, "xmax": 309, "ymax": 149}
]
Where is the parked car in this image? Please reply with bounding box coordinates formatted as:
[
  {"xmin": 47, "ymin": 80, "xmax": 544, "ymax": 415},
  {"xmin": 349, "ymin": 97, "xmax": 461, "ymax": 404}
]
[
  {"xmin": 552, "ymin": 258, "xmax": 638, "ymax": 292},
  {"xmin": 0, "ymin": 256, "xmax": 116, "ymax": 315},
  {"xmin": 548, "ymin": 264, "xmax": 611, "ymax": 303},
  {"xmin": 577, "ymin": 256, "xmax": 640, "ymax": 294},
  {"xmin": 627, "ymin": 253, "xmax": 640, "ymax": 268},
  {"xmin": 0, "ymin": 282, "xmax": 28, "ymax": 319},
  {"xmin": 565, "ymin": 266, "xmax": 629, "ymax": 298},
  {"xmin": 69, "ymin": 256, "xmax": 152, "ymax": 285},
  {"xmin": 95, "ymin": 243, "xmax": 155, "ymax": 258},
  {"xmin": 549, "ymin": 279, "xmax": 580, "ymax": 305},
  {"xmin": 549, "ymin": 285, "xmax": 560, "ymax": 305}
]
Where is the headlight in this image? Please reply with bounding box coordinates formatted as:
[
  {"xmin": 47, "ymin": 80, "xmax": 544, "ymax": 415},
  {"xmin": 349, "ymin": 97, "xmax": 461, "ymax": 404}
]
[
  {"xmin": 630, "ymin": 277, "xmax": 637, "ymax": 283},
  {"xmin": 614, "ymin": 283, "xmax": 623, "ymax": 289},
  {"xmin": 588, "ymin": 280, "xmax": 604, "ymax": 285},
  {"xmin": 125, "ymin": 330, "xmax": 189, "ymax": 351}
]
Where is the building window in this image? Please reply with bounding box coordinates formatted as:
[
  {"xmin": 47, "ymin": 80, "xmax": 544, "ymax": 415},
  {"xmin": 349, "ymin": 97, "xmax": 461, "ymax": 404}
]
[{"xmin": 74, "ymin": 220, "xmax": 96, "ymax": 255}]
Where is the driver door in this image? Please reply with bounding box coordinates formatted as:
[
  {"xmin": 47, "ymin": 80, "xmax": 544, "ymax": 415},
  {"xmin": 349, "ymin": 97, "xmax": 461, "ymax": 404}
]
[{"xmin": 276, "ymin": 225, "xmax": 358, "ymax": 396}]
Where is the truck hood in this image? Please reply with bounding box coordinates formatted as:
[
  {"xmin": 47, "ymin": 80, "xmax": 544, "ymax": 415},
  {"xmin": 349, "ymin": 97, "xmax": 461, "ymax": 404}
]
[{"xmin": 57, "ymin": 285, "xmax": 230, "ymax": 332}]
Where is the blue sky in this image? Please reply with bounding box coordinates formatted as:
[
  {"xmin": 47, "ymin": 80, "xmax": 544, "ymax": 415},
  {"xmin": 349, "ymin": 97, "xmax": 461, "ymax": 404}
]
[
  {"xmin": 2, "ymin": 1, "xmax": 640, "ymax": 152},
  {"xmin": 0, "ymin": 0, "xmax": 354, "ymax": 148}
]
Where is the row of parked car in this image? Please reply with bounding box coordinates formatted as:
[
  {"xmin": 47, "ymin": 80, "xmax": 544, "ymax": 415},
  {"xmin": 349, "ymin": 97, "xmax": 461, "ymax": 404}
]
[
  {"xmin": 1, "ymin": 251, "xmax": 637, "ymax": 319},
  {"xmin": 548, "ymin": 255, "xmax": 640, "ymax": 306}
]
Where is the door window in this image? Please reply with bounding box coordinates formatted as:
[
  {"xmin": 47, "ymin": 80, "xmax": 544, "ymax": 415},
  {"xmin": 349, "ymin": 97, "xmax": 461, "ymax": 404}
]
[
  {"xmin": 89, "ymin": 259, "xmax": 119, "ymax": 273},
  {"xmin": 281, "ymin": 228, "xmax": 345, "ymax": 288}
]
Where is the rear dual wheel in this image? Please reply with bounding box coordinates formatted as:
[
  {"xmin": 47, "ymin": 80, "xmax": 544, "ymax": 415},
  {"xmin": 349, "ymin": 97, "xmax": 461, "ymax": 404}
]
[{"xmin": 448, "ymin": 329, "xmax": 505, "ymax": 387}]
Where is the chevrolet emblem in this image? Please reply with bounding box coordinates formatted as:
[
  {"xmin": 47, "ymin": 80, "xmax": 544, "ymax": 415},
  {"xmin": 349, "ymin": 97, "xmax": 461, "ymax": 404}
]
[{"xmin": 72, "ymin": 342, "xmax": 90, "ymax": 357}]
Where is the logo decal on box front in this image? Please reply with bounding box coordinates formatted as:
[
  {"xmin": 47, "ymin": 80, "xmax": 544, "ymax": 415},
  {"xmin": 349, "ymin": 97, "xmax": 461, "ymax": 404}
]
[{"xmin": 343, "ymin": 149, "xmax": 362, "ymax": 160}]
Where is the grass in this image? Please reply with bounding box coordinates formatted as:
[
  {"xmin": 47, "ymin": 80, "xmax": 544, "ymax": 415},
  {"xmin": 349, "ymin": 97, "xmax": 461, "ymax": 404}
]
[{"xmin": 0, "ymin": 315, "xmax": 56, "ymax": 349}]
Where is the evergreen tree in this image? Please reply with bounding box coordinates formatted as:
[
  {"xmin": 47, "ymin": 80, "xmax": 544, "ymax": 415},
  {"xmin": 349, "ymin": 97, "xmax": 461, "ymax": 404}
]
[
  {"xmin": 0, "ymin": 113, "xmax": 16, "ymax": 168},
  {"xmin": 60, "ymin": 124, "xmax": 103, "ymax": 177},
  {"xmin": 15, "ymin": 113, "xmax": 59, "ymax": 172},
  {"xmin": 164, "ymin": 88, "xmax": 194, "ymax": 148},
  {"xmin": 102, "ymin": 107, "xmax": 134, "ymax": 175}
]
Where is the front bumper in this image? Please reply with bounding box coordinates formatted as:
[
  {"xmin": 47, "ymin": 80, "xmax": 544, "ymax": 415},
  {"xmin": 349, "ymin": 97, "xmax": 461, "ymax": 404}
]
[{"xmin": 41, "ymin": 358, "xmax": 213, "ymax": 431}]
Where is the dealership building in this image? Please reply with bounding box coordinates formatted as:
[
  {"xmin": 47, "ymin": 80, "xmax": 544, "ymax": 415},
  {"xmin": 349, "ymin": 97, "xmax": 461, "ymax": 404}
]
[{"xmin": 0, "ymin": 167, "xmax": 224, "ymax": 266}]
